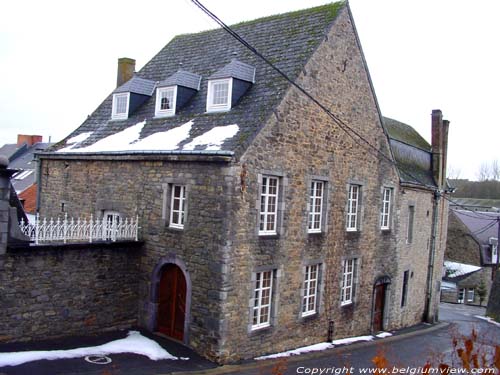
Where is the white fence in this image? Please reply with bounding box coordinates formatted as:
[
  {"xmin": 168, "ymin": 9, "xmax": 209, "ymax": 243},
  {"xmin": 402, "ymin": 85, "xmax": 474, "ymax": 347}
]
[{"xmin": 19, "ymin": 214, "xmax": 140, "ymax": 245}]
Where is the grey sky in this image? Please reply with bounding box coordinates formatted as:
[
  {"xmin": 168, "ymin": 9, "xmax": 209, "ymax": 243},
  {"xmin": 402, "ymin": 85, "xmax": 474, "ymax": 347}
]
[{"xmin": 1, "ymin": 0, "xmax": 498, "ymax": 180}]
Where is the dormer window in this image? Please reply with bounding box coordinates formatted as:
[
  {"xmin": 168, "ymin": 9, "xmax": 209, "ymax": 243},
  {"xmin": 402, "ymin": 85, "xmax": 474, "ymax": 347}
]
[
  {"xmin": 155, "ymin": 86, "xmax": 177, "ymax": 117},
  {"xmin": 112, "ymin": 93, "xmax": 130, "ymax": 120},
  {"xmin": 207, "ymin": 78, "xmax": 232, "ymax": 112},
  {"xmin": 111, "ymin": 76, "xmax": 155, "ymax": 120},
  {"xmin": 207, "ymin": 59, "xmax": 256, "ymax": 113}
]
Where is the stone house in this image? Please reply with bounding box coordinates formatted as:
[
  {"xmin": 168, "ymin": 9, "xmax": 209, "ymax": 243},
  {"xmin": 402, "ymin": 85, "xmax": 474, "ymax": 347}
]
[
  {"xmin": 30, "ymin": 3, "xmax": 449, "ymax": 362},
  {"xmin": 443, "ymin": 209, "xmax": 499, "ymax": 305}
]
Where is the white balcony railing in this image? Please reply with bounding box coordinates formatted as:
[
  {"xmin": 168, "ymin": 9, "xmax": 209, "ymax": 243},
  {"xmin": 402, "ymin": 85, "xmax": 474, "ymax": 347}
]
[{"xmin": 19, "ymin": 214, "xmax": 139, "ymax": 245}]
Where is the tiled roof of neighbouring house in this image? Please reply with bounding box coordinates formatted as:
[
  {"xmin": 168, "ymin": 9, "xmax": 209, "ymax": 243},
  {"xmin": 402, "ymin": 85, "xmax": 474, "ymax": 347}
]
[
  {"xmin": 383, "ymin": 117, "xmax": 436, "ymax": 187},
  {"xmin": 49, "ymin": 2, "xmax": 346, "ymax": 157}
]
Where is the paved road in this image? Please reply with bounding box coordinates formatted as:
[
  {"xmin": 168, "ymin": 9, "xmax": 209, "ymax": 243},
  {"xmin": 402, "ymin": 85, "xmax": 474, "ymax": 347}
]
[
  {"xmin": 0, "ymin": 304, "xmax": 498, "ymax": 375},
  {"xmin": 216, "ymin": 303, "xmax": 500, "ymax": 375}
]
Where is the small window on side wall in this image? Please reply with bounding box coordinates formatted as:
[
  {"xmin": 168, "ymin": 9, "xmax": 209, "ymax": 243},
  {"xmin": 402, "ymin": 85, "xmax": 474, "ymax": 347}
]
[
  {"xmin": 112, "ymin": 93, "xmax": 129, "ymax": 120},
  {"xmin": 346, "ymin": 184, "xmax": 361, "ymax": 232},
  {"xmin": 380, "ymin": 187, "xmax": 392, "ymax": 230},
  {"xmin": 170, "ymin": 184, "xmax": 187, "ymax": 229},
  {"xmin": 207, "ymin": 78, "xmax": 232, "ymax": 112},
  {"xmin": 155, "ymin": 86, "xmax": 177, "ymax": 117}
]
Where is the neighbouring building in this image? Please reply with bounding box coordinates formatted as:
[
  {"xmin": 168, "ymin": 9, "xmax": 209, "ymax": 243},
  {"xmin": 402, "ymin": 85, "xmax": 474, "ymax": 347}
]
[
  {"xmin": 0, "ymin": 135, "xmax": 52, "ymax": 217},
  {"xmin": 3, "ymin": 2, "xmax": 450, "ymax": 363},
  {"xmin": 443, "ymin": 209, "xmax": 499, "ymax": 305}
]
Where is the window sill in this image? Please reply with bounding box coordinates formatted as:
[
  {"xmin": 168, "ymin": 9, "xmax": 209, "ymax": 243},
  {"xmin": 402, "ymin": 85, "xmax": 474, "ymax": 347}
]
[
  {"xmin": 166, "ymin": 225, "xmax": 185, "ymax": 232},
  {"xmin": 154, "ymin": 113, "xmax": 175, "ymax": 118},
  {"xmin": 300, "ymin": 312, "xmax": 319, "ymax": 322},
  {"xmin": 249, "ymin": 324, "xmax": 273, "ymax": 336},
  {"xmin": 206, "ymin": 107, "xmax": 231, "ymax": 113}
]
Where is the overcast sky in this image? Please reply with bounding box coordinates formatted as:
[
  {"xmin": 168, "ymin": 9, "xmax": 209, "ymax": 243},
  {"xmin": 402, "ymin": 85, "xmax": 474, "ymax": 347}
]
[{"xmin": 1, "ymin": 0, "xmax": 498, "ymax": 180}]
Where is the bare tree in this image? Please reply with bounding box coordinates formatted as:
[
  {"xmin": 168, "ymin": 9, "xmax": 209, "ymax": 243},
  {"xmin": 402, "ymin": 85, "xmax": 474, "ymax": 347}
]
[
  {"xmin": 477, "ymin": 162, "xmax": 491, "ymax": 181},
  {"xmin": 447, "ymin": 165, "xmax": 462, "ymax": 180},
  {"xmin": 491, "ymin": 159, "xmax": 500, "ymax": 181}
]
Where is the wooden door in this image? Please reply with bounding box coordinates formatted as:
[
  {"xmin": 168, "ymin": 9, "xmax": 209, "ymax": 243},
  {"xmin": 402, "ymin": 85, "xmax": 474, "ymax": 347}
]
[
  {"xmin": 373, "ymin": 284, "xmax": 385, "ymax": 332},
  {"xmin": 158, "ymin": 264, "xmax": 186, "ymax": 341}
]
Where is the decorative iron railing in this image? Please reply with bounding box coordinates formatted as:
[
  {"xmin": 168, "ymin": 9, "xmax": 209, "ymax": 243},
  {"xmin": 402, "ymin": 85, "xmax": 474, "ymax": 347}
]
[{"xmin": 19, "ymin": 214, "xmax": 140, "ymax": 245}]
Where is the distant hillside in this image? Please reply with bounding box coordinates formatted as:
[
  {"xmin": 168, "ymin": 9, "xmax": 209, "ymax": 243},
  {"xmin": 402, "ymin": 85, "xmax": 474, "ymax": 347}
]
[{"xmin": 450, "ymin": 179, "xmax": 500, "ymax": 199}]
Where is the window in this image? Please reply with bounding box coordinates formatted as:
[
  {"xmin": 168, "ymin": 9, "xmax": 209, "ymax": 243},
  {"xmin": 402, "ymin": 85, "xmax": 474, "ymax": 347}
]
[
  {"xmin": 252, "ymin": 270, "xmax": 274, "ymax": 330},
  {"xmin": 492, "ymin": 243, "xmax": 498, "ymax": 264},
  {"xmin": 380, "ymin": 188, "xmax": 392, "ymax": 230},
  {"xmin": 341, "ymin": 258, "xmax": 358, "ymax": 306},
  {"xmin": 111, "ymin": 93, "xmax": 129, "ymax": 120},
  {"xmin": 467, "ymin": 289, "xmax": 475, "ymax": 303},
  {"xmin": 259, "ymin": 176, "xmax": 279, "ymax": 235},
  {"xmin": 155, "ymin": 86, "xmax": 177, "ymax": 117},
  {"xmin": 302, "ymin": 264, "xmax": 319, "ymax": 317},
  {"xmin": 401, "ymin": 270, "xmax": 409, "ymax": 307},
  {"xmin": 104, "ymin": 211, "xmax": 121, "ymax": 240},
  {"xmin": 207, "ymin": 78, "xmax": 232, "ymax": 112},
  {"xmin": 346, "ymin": 185, "xmax": 360, "ymax": 231},
  {"xmin": 407, "ymin": 205, "xmax": 415, "ymax": 243},
  {"xmin": 169, "ymin": 184, "xmax": 187, "ymax": 229},
  {"xmin": 458, "ymin": 288, "xmax": 465, "ymax": 304},
  {"xmin": 308, "ymin": 181, "xmax": 324, "ymax": 233}
]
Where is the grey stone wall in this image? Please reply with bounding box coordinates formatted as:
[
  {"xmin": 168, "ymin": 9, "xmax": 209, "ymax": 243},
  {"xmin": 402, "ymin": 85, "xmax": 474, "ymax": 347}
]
[{"xmin": 0, "ymin": 242, "xmax": 140, "ymax": 343}]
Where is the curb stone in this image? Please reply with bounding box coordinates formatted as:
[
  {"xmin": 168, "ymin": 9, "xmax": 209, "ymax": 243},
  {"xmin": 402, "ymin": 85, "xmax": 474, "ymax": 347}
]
[{"xmin": 166, "ymin": 322, "xmax": 450, "ymax": 375}]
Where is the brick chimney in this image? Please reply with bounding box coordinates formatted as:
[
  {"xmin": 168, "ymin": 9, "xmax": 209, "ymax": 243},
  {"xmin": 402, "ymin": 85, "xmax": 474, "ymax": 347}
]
[
  {"xmin": 431, "ymin": 109, "xmax": 450, "ymax": 189},
  {"xmin": 116, "ymin": 57, "xmax": 136, "ymax": 87},
  {"xmin": 17, "ymin": 134, "xmax": 43, "ymax": 147}
]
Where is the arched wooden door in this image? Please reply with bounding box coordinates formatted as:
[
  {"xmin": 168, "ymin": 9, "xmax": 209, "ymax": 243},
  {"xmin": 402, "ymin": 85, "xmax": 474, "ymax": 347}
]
[
  {"xmin": 157, "ymin": 264, "xmax": 186, "ymax": 341},
  {"xmin": 372, "ymin": 276, "xmax": 391, "ymax": 333}
]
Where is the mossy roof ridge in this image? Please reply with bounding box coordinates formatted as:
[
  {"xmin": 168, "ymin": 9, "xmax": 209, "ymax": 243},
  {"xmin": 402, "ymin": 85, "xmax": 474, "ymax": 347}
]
[
  {"xmin": 52, "ymin": 2, "xmax": 346, "ymax": 157},
  {"xmin": 383, "ymin": 117, "xmax": 431, "ymax": 152}
]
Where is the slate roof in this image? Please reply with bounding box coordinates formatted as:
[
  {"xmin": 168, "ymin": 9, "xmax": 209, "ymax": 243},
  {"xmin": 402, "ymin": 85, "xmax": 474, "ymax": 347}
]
[
  {"xmin": 113, "ymin": 76, "xmax": 156, "ymax": 96},
  {"xmin": 158, "ymin": 70, "xmax": 201, "ymax": 90},
  {"xmin": 383, "ymin": 117, "xmax": 436, "ymax": 188},
  {"xmin": 3, "ymin": 142, "xmax": 52, "ymax": 194},
  {"xmin": 449, "ymin": 198, "xmax": 500, "ymax": 212},
  {"xmin": 49, "ymin": 2, "xmax": 346, "ymax": 157},
  {"xmin": 209, "ymin": 59, "xmax": 256, "ymax": 83},
  {"xmin": 452, "ymin": 209, "xmax": 499, "ymax": 265}
]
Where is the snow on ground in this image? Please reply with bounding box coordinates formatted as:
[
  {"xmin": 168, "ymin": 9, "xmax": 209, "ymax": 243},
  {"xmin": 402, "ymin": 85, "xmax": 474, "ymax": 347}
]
[
  {"xmin": 475, "ymin": 315, "xmax": 500, "ymax": 328},
  {"xmin": 375, "ymin": 332, "xmax": 393, "ymax": 338},
  {"xmin": 183, "ymin": 124, "xmax": 239, "ymax": 151},
  {"xmin": 57, "ymin": 120, "xmax": 239, "ymax": 153},
  {"xmin": 255, "ymin": 334, "xmax": 388, "ymax": 360},
  {"xmin": 444, "ymin": 261, "xmax": 481, "ymax": 278},
  {"xmin": 0, "ymin": 331, "xmax": 181, "ymax": 367}
]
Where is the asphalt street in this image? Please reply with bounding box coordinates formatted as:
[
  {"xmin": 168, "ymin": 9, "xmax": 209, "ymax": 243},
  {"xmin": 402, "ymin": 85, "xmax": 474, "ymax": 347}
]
[{"xmin": 0, "ymin": 303, "xmax": 498, "ymax": 375}]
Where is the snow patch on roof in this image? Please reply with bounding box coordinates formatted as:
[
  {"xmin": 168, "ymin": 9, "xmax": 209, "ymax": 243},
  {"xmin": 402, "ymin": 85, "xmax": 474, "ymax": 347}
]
[
  {"xmin": 183, "ymin": 124, "xmax": 239, "ymax": 151},
  {"xmin": 57, "ymin": 120, "xmax": 200, "ymax": 153},
  {"xmin": 444, "ymin": 261, "xmax": 481, "ymax": 278},
  {"xmin": 67, "ymin": 132, "xmax": 93, "ymax": 145},
  {"xmin": 0, "ymin": 331, "xmax": 181, "ymax": 367}
]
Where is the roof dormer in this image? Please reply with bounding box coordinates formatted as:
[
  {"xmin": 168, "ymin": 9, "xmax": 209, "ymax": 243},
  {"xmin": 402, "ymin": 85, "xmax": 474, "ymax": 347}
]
[
  {"xmin": 206, "ymin": 59, "xmax": 255, "ymax": 113},
  {"xmin": 111, "ymin": 76, "xmax": 156, "ymax": 120},
  {"xmin": 155, "ymin": 70, "xmax": 201, "ymax": 117}
]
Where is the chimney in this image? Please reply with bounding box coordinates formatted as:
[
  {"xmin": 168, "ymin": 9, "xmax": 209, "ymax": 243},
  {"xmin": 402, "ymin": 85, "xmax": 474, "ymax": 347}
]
[
  {"xmin": 17, "ymin": 134, "xmax": 43, "ymax": 147},
  {"xmin": 116, "ymin": 57, "xmax": 136, "ymax": 87},
  {"xmin": 431, "ymin": 109, "xmax": 450, "ymax": 189}
]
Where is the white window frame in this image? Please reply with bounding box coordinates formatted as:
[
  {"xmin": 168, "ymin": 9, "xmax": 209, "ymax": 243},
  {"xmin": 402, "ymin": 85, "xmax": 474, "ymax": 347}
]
[
  {"xmin": 252, "ymin": 270, "xmax": 274, "ymax": 330},
  {"xmin": 341, "ymin": 258, "xmax": 357, "ymax": 306},
  {"xmin": 492, "ymin": 243, "xmax": 498, "ymax": 264},
  {"xmin": 308, "ymin": 181, "xmax": 324, "ymax": 233},
  {"xmin": 206, "ymin": 78, "xmax": 232, "ymax": 112},
  {"xmin": 380, "ymin": 187, "xmax": 392, "ymax": 230},
  {"xmin": 169, "ymin": 184, "xmax": 187, "ymax": 229},
  {"xmin": 259, "ymin": 176, "xmax": 279, "ymax": 235},
  {"xmin": 302, "ymin": 264, "xmax": 319, "ymax": 317},
  {"xmin": 346, "ymin": 185, "xmax": 360, "ymax": 231},
  {"xmin": 458, "ymin": 288, "xmax": 465, "ymax": 304},
  {"xmin": 111, "ymin": 92, "xmax": 129, "ymax": 120},
  {"xmin": 467, "ymin": 288, "xmax": 474, "ymax": 302},
  {"xmin": 155, "ymin": 86, "xmax": 177, "ymax": 117},
  {"xmin": 103, "ymin": 210, "xmax": 121, "ymax": 240}
]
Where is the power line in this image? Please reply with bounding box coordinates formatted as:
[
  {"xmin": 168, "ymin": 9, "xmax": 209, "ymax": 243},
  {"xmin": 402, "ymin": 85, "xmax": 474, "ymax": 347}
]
[
  {"xmin": 190, "ymin": 0, "xmax": 497, "ymax": 222},
  {"xmin": 472, "ymin": 219, "xmax": 498, "ymax": 235}
]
